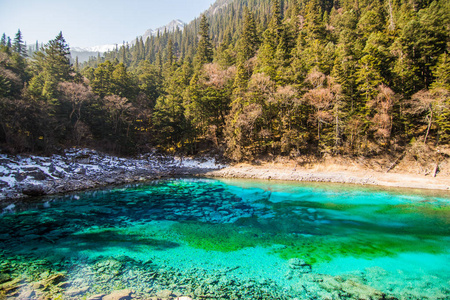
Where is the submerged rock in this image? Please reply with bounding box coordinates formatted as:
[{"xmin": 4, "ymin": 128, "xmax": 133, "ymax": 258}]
[
  {"xmin": 103, "ymin": 289, "xmax": 133, "ymax": 300},
  {"xmin": 86, "ymin": 294, "xmax": 107, "ymax": 300},
  {"xmin": 319, "ymin": 275, "xmax": 385, "ymax": 299},
  {"xmin": 288, "ymin": 258, "xmax": 312, "ymax": 273},
  {"xmin": 156, "ymin": 289, "xmax": 174, "ymax": 298},
  {"xmin": 66, "ymin": 286, "xmax": 90, "ymax": 297}
]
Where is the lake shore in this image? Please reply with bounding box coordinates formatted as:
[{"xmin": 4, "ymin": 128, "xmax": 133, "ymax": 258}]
[
  {"xmin": 204, "ymin": 162, "xmax": 450, "ymax": 191},
  {"xmin": 2, "ymin": 148, "xmax": 450, "ymax": 203},
  {"xmin": 0, "ymin": 149, "xmax": 226, "ymax": 202}
]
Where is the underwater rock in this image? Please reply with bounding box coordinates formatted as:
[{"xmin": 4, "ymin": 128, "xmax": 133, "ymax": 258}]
[
  {"xmin": 319, "ymin": 276, "xmax": 385, "ymax": 299},
  {"xmin": 103, "ymin": 289, "xmax": 133, "ymax": 300},
  {"xmin": 42, "ymin": 273, "xmax": 66, "ymax": 290},
  {"xmin": 31, "ymin": 281, "xmax": 44, "ymax": 289},
  {"xmin": 288, "ymin": 258, "xmax": 312, "ymax": 273},
  {"xmin": 0, "ymin": 273, "xmax": 11, "ymax": 284},
  {"xmin": 17, "ymin": 289, "xmax": 36, "ymax": 299},
  {"xmin": 0, "ymin": 233, "xmax": 11, "ymax": 241},
  {"xmin": 66, "ymin": 286, "xmax": 90, "ymax": 297},
  {"xmin": 86, "ymin": 294, "xmax": 107, "ymax": 300},
  {"xmin": 0, "ymin": 277, "xmax": 25, "ymax": 295},
  {"xmin": 156, "ymin": 289, "xmax": 174, "ymax": 298}
]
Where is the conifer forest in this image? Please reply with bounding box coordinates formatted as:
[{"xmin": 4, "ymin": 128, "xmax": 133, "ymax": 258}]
[{"xmin": 0, "ymin": 0, "xmax": 449, "ymax": 161}]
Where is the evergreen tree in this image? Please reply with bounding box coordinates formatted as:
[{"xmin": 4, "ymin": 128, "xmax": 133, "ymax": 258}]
[
  {"xmin": 238, "ymin": 7, "xmax": 259, "ymax": 62},
  {"xmin": 0, "ymin": 34, "xmax": 7, "ymax": 48},
  {"xmin": 195, "ymin": 15, "xmax": 214, "ymax": 67},
  {"xmin": 167, "ymin": 39, "xmax": 175, "ymax": 66},
  {"xmin": 28, "ymin": 32, "xmax": 72, "ymax": 101},
  {"xmin": 13, "ymin": 29, "xmax": 27, "ymax": 57},
  {"xmin": 256, "ymin": 0, "xmax": 285, "ymax": 80}
]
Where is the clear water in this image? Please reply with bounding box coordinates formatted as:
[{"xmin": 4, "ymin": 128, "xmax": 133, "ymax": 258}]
[{"xmin": 0, "ymin": 178, "xmax": 449, "ymax": 299}]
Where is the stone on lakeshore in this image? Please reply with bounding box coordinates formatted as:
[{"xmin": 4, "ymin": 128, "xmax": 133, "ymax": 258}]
[
  {"xmin": 103, "ymin": 289, "xmax": 133, "ymax": 300},
  {"xmin": 105, "ymin": 178, "xmax": 116, "ymax": 184},
  {"xmin": 21, "ymin": 183, "xmax": 46, "ymax": 196},
  {"xmin": 27, "ymin": 169, "xmax": 50, "ymax": 180}
]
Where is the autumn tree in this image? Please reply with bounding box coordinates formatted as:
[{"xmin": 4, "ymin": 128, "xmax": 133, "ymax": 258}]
[{"xmin": 58, "ymin": 82, "xmax": 96, "ymax": 145}]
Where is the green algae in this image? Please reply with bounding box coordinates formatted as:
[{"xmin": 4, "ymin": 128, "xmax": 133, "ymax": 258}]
[{"xmin": 171, "ymin": 219, "xmax": 448, "ymax": 264}]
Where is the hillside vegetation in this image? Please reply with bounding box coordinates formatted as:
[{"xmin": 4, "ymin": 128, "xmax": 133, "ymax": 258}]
[{"xmin": 0, "ymin": 0, "xmax": 449, "ymax": 167}]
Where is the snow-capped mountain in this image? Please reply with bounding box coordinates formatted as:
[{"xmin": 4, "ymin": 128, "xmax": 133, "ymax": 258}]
[
  {"xmin": 141, "ymin": 19, "xmax": 186, "ymax": 41},
  {"xmin": 70, "ymin": 19, "xmax": 186, "ymax": 63},
  {"xmin": 71, "ymin": 44, "xmax": 117, "ymax": 53}
]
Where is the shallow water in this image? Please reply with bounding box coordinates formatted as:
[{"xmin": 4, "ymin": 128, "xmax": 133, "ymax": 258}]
[{"xmin": 0, "ymin": 178, "xmax": 449, "ymax": 299}]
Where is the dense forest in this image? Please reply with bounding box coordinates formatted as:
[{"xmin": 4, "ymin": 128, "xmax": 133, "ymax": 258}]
[{"xmin": 0, "ymin": 0, "xmax": 449, "ymax": 161}]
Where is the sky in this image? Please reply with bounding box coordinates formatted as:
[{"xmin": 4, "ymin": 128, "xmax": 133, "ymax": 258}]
[{"xmin": 0, "ymin": 0, "xmax": 215, "ymax": 48}]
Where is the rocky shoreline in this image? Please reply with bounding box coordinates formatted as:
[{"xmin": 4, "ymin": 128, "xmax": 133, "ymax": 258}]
[
  {"xmin": 2, "ymin": 149, "xmax": 450, "ymax": 203},
  {"xmin": 0, "ymin": 148, "xmax": 225, "ymax": 202}
]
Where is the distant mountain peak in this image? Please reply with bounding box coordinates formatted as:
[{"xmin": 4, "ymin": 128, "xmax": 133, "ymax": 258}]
[
  {"xmin": 71, "ymin": 19, "xmax": 187, "ymax": 62},
  {"xmin": 72, "ymin": 44, "xmax": 117, "ymax": 53},
  {"xmin": 141, "ymin": 19, "xmax": 186, "ymax": 41}
]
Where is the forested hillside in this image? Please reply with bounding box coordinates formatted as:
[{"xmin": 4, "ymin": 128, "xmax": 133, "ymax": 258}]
[{"xmin": 1, "ymin": 0, "xmax": 449, "ymax": 161}]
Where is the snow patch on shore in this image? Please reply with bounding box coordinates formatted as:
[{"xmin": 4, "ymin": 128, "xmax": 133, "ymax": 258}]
[{"xmin": 0, "ymin": 148, "xmax": 227, "ymax": 201}]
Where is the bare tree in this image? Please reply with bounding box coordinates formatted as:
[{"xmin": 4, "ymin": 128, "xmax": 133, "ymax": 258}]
[
  {"xmin": 409, "ymin": 88, "xmax": 448, "ymax": 144},
  {"xmin": 58, "ymin": 82, "xmax": 96, "ymax": 129},
  {"xmin": 103, "ymin": 95, "xmax": 132, "ymax": 135},
  {"xmin": 369, "ymin": 84, "xmax": 400, "ymax": 143}
]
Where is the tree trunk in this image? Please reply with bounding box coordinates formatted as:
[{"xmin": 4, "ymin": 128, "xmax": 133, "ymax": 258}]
[{"xmin": 424, "ymin": 111, "xmax": 432, "ymax": 144}]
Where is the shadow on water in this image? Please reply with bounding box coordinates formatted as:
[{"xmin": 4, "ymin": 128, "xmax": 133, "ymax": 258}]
[{"xmin": 71, "ymin": 229, "xmax": 180, "ymax": 251}]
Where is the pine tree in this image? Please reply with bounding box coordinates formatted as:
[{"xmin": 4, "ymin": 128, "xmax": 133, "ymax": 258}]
[
  {"xmin": 194, "ymin": 15, "xmax": 214, "ymax": 67},
  {"xmin": 238, "ymin": 7, "xmax": 259, "ymax": 62},
  {"xmin": 0, "ymin": 34, "xmax": 6, "ymax": 48},
  {"xmin": 256, "ymin": 0, "xmax": 284, "ymax": 80},
  {"xmin": 167, "ymin": 39, "xmax": 174, "ymax": 66},
  {"xmin": 13, "ymin": 29, "xmax": 27, "ymax": 57},
  {"xmin": 431, "ymin": 53, "xmax": 450, "ymax": 91},
  {"xmin": 28, "ymin": 32, "xmax": 72, "ymax": 101}
]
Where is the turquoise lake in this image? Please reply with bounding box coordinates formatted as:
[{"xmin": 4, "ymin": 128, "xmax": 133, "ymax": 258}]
[{"xmin": 0, "ymin": 178, "xmax": 449, "ymax": 299}]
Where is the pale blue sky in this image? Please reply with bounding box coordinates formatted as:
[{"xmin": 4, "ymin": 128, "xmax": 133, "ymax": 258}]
[{"xmin": 0, "ymin": 0, "xmax": 215, "ymax": 48}]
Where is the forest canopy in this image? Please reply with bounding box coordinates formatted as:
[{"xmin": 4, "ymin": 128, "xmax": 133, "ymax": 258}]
[{"xmin": 0, "ymin": 0, "xmax": 449, "ymax": 160}]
